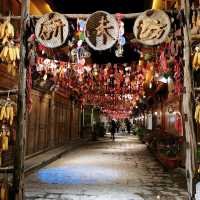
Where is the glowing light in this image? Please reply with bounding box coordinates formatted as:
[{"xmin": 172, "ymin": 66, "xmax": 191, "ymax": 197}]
[
  {"xmin": 152, "ymin": 0, "xmax": 162, "ymax": 9},
  {"xmin": 44, "ymin": 3, "xmax": 53, "ymax": 13},
  {"xmin": 158, "ymin": 76, "xmax": 168, "ymax": 83},
  {"xmin": 67, "ymin": 63, "xmax": 71, "ymax": 68},
  {"xmin": 93, "ymin": 71, "xmax": 98, "ymax": 76},
  {"xmin": 43, "ymin": 74, "xmax": 47, "ymax": 81},
  {"xmin": 77, "ymin": 40, "xmax": 83, "ymax": 47},
  {"xmin": 155, "ymin": 72, "xmax": 159, "ymax": 78}
]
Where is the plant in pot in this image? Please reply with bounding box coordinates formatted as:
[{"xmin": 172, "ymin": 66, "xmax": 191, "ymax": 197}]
[
  {"xmin": 135, "ymin": 126, "xmax": 146, "ymax": 142},
  {"xmin": 160, "ymin": 143, "xmax": 179, "ymax": 169}
]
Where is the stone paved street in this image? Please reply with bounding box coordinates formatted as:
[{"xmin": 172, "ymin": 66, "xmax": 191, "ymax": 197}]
[{"xmin": 25, "ymin": 136, "xmax": 188, "ymax": 200}]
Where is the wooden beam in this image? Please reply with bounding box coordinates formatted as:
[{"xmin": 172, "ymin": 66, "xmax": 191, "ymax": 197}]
[
  {"xmin": 0, "ymin": 12, "xmax": 142, "ymax": 20},
  {"xmin": 12, "ymin": 0, "xmax": 30, "ymax": 199},
  {"xmin": 0, "ymin": 89, "xmax": 18, "ymax": 95},
  {"xmin": 0, "ymin": 166, "xmax": 14, "ymax": 173},
  {"xmin": 182, "ymin": 0, "xmax": 197, "ymax": 199}
]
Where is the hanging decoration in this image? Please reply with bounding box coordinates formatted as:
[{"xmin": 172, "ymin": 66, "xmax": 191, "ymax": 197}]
[
  {"xmin": 192, "ymin": 46, "xmax": 200, "ymax": 71},
  {"xmin": 195, "ymin": 97, "xmax": 200, "ymax": 124},
  {"xmin": 115, "ymin": 13, "xmax": 125, "ymax": 57},
  {"xmin": 0, "ymin": 17, "xmax": 20, "ymax": 76},
  {"xmin": 133, "ymin": 9, "xmax": 171, "ymax": 46},
  {"xmin": 84, "ymin": 11, "xmax": 119, "ymax": 50},
  {"xmin": 27, "ymin": 8, "xmax": 186, "ymax": 119},
  {"xmin": 35, "ymin": 12, "xmax": 69, "ymax": 48},
  {"xmin": 0, "ymin": 95, "xmax": 16, "ymax": 126}
]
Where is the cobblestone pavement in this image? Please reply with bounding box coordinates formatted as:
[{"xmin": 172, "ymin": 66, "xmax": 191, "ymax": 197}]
[{"xmin": 25, "ymin": 136, "xmax": 188, "ymax": 200}]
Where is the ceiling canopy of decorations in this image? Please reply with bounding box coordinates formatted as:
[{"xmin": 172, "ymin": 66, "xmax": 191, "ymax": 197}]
[{"xmin": 22, "ymin": 9, "xmax": 184, "ymax": 119}]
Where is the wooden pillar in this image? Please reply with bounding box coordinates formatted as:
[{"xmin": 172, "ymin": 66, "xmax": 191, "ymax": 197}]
[
  {"xmin": 69, "ymin": 101, "xmax": 74, "ymax": 140},
  {"xmin": 12, "ymin": 0, "xmax": 29, "ymax": 199},
  {"xmin": 182, "ymin": 0, "xmax": 197, "ymax": 199},
  {"xmin": 50, "ymin": 92, "xmax": 55, "ymax": 147},
  {"xmin": 82, "ymin": 107, "xmax": 85, "ymax": 127},
  {"xmin": 91, "ymin": 107, "xmax": 94, "ymax": 132}
]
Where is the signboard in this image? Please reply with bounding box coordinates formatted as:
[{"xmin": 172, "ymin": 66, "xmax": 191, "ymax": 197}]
[
  {"xmin": 133, "ymin": 9, "xmax": 171, "ymax": 46},
  {"xmin": 84, "ymin": 11, "xmax": 119, "ymax": 51},
  {"xmin": 35, "ymin": 12, "xmax": 69, "ymax": 48}
]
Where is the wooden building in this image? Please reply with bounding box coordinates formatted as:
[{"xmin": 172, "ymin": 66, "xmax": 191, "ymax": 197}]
[{"xmin": 0, "ymin": 0, "xmax": 91, "ymax": 159}]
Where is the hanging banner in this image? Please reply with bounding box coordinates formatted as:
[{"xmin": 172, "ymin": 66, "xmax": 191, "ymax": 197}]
[
  {"xmin": 84, "ymin": 11, "xmax": 119, "ymax": 51},
  {"xmin": 35, "ymin": 12, "xmax": 69, "ymax": 48},
  {"xmin": 133, "ymin": 9, "xmax": 171, "ymax": 46}
]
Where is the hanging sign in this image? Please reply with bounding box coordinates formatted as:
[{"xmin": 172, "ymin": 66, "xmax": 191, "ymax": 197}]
[
  {"xmin": 35, "ymin": 12, "xmax": 69, "ymax": 48},
  {"xmin": 84, "ymin": 11, "xmax": 119, "ymax": 51},
  {"xmin": 133, "ymin": 9, "xmax": 171, "ymax": 46}
]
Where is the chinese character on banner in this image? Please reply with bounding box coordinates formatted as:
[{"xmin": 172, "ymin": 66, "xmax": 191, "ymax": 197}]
[
  {"xmin": 96, "ymin": 16, "xmax": 115, "ymax": 45},
  {"xmin": 35, "ymin": 12, "xmax": 69, "ymax": 48},
  {"xmin": 133, "ymin": 9, "xmax": 171, "ymax": 46},
  {"xmin": 85, "ymin": 11, "xmax": 119, "ymax": 51}
]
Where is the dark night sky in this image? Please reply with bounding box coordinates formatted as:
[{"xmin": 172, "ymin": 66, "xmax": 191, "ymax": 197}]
[{"xmin": 47, "ymin": 0, "xmax": 153, "ymax": 14}]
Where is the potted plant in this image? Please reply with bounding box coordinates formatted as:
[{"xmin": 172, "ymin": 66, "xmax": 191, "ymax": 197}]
[{"xmin": 135, "ymin": 126, "xmax": 146, "ymax": 142}]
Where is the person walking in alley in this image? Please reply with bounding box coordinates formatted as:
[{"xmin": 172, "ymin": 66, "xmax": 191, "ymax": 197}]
[
  {"xmin": 121, "ymin": 120, "xmax": 126, "ymax": 134},
  {"xmin": 110, "ymin": 119, "xmax": 116, "ymax": 141},
  {"xmin": 116, "ymin": 120, "xmax": 120, "ymax": 133},
  {"xmin": 126, "ymin": 119, "xmax": 131, "ymax": 134}
]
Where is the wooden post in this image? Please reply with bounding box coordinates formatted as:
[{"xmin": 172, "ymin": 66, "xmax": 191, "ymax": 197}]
[
  {"xmin": 13, "ymin": 0, "xmax": 29, "ymax": 199},
  {"xmin": 82, "ymin": 107, "xmax": 85, "ymax": 127},
  {"xmin": 182, "ymin": 0, "xmax": 197, "ymax": 199},
  {"xmin": 80, "ymin": 106, "xmax": 84, "ymax": 138},
  {"xmin": 50, "ymin": 92, "xmax": 55, "ymax": 147},
  {"xmin": 91, "ymin": 107, "xmax": 94, "ymax": 132}
]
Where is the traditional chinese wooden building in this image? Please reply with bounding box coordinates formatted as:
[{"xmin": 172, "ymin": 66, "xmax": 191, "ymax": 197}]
[{"xmin": 0, "ymin": 0, "xmax": 92, "ymax": 159}]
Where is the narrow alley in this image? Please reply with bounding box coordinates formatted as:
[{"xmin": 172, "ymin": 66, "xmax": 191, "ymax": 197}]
[{"xmin": 25, "ymin": 136, "xmax": 188, "ymax": 200}]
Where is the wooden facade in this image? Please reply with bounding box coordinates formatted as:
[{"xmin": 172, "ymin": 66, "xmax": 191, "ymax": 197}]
[
  {"xmin": 25, "ymin": 90, "xmax": 82, "ymax": 157},
  {"xmin": 0, "ymin": 64, "xmax": 83, "ymax": 158},
  {"xmin": 0, "ymin": 0, "xmax": 86, "ymax": 159}
]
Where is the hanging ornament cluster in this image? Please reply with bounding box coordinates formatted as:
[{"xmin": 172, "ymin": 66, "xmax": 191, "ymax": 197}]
[
  {"xmin": 115, "ymin": 13, "xmax": 126, "ymax": 57},
  {"xmin": 35, "ymin": 55, "xmax": 145, "ymax": 117},
  {"xmin": 31, "ymin": 9, "xmax": 185, "ymax": 118},
  {"xmin": 76, "ymin": 18, "xmax": 86, "ymax": 65}
]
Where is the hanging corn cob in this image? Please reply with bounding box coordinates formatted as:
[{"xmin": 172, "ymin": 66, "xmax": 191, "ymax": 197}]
[
  {"xmin": 0, "ymin": 18, "xmax": 20, "ymax": 76},
  {"xmin": 0, "ymin": 43, "xmax": 20, "ymax": 76},
  {"xmin": 192, "ymin": 47, "xmax": 200, "ymax": 71},
  {"xmin": 194, "ymin": 102, "xmax": 200, "ymax": 124},
  {"xmin": 0, "ymin": 101, "xmax": 15, "ymax": 126},
  {"xmin": 0, "ymin": 18, "xmax": 15, "ymax": 40}
]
